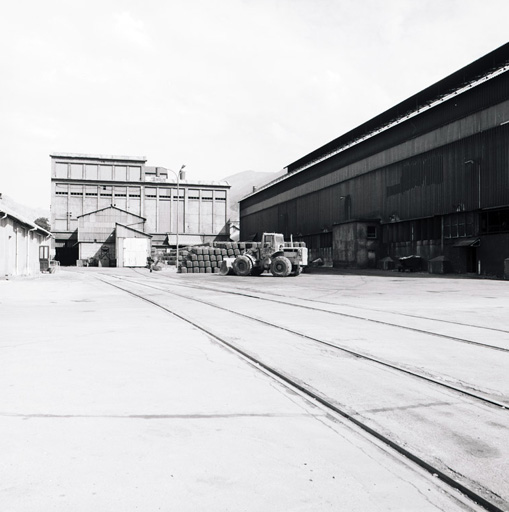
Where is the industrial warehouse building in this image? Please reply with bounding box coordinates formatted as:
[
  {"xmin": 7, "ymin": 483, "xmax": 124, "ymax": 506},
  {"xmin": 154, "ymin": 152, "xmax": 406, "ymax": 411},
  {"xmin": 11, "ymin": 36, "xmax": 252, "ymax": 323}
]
[
  {"xmin": 50, "ymin": 153, "xmax": 230, "ymax": 266},
  {"xmin": 240, "ymin": 43, "xmax": 509, "ymax": 278},
  {"xmin": 0, "ymin": 197, "xmax": 53, "ymax": 277}
]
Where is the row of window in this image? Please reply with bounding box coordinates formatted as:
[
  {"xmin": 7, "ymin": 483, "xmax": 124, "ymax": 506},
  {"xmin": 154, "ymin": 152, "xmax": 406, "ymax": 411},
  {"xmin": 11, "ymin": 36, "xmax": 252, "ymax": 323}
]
[
  {"xmin": 55, "ymin": 163, "xmax": 142, "ymax": 182},
  {"xmin": 54, "ymin": 185, "xmax": 226, "ymax": 201},
  {"xmin": 444, "ymin": 212, "xmax": 476, "ymax": 239},
  {"xmin": 384, "ymin": 212, "xmax": 479, "ymax": 243},
  {"xmin": 384, "ymin": 217, "xmax": 445, "ymax": 243},
  {"xmin": 382, "ymin": 210, "xmax": 509, "ymax": 242},
  {"xmin": 260, "ymin": 209, "xmax": 509, "ymax": 248}
]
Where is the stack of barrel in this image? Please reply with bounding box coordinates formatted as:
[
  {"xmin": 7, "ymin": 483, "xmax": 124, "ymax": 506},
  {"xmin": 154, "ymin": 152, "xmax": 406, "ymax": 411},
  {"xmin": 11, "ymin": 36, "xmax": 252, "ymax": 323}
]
[
  {"xmin": 179, "ymin": 242, "xmax": 260, "ymax": 273},
  {"xmin": 178, "ymin": 241, "xmax": 306, "ymax": 273}
]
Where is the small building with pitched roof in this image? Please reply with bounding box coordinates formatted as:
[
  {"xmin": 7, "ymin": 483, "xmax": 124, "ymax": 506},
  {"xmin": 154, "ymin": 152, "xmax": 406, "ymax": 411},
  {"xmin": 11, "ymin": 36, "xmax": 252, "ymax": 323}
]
[
  {"xmin": 0, "ymin": 197, "xmax": 53, "ymax": 277},
  {"xmin": 77, "ymin": 206, "xmax": 151, "ymax": 267}
]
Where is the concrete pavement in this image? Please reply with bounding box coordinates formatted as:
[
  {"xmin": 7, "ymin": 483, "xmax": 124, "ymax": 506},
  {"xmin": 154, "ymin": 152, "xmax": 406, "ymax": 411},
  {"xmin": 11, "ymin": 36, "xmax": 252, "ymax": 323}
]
[{"xmin": 0, "ymin": 270, "xmax": 484, "ymax": 511}]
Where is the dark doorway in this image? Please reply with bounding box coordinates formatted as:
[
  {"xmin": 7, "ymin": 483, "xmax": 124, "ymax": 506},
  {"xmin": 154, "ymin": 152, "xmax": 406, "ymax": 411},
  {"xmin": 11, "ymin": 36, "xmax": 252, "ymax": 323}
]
[
  {"xmin": 465, "ymin": 247, "xmax": 477, "ymax": 273},
  {"xmin": 55, "ymin": 246, "xmax": 78, "ymax": 266}
]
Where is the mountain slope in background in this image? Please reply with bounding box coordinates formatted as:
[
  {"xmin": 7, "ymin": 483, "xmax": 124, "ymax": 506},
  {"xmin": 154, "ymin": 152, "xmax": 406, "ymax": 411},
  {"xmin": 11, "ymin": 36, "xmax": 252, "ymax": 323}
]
[{"xmin": 223, "ymin": 169, "xmax": 286, "ymax": 220}]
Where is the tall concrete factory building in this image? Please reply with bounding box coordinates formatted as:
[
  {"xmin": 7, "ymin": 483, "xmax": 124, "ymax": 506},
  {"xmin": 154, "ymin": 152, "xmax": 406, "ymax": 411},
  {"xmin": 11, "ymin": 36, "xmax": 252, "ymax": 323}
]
[{"xmin": 51, "ymin": 153, "xmax": 230, "ymax": 266}]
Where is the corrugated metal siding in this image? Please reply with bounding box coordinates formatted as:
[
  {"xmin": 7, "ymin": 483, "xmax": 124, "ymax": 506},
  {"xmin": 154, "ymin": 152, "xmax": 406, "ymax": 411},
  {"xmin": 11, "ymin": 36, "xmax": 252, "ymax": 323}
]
[
  {"xmin": 241, "ymin": 124, "xmax": 509, "ymax": 238},
  {"xmin": 241, "ymin": 99, "xmax": 509, "ymax": 220}
]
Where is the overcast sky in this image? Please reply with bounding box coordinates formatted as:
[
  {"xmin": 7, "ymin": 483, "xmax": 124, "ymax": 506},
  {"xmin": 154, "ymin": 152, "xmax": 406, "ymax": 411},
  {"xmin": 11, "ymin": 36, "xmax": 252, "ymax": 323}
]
[{"xmin": 1, "ymin": 0, "xmax": 508, "ymax": 210}]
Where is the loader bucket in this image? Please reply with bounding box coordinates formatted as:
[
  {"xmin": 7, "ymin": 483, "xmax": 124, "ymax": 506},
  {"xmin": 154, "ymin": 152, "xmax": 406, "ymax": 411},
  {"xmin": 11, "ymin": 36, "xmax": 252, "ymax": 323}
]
[{"xmin": 219, "ymin": 257, "xmax": 236, "ymax": 276}]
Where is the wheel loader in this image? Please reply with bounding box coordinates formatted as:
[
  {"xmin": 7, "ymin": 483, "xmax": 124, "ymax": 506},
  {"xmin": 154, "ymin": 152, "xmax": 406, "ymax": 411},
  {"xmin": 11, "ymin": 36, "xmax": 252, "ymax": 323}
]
[{"xmin": 222, "ymin": 233, "xmax": 308, "ymax": 277}]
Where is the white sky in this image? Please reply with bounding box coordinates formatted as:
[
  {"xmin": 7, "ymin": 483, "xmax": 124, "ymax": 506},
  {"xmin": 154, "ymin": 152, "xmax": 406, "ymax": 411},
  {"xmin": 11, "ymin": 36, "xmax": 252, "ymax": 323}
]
[{"xmin": 1, "ymin": 0, "xmax": 508, "ymax": 210}]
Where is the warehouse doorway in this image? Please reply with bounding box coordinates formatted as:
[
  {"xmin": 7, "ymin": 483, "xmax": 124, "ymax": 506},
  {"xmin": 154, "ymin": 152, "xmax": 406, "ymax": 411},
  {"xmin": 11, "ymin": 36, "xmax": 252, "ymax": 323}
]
[
  {"xmin": 122, "ymin": 238, "xmax": 150, "ymax": 267},
  {"xmin": 452, "ymin": 238, "xmax": 479, "ymax": 273},
  {"xmin": 466, "ymin": 247, "xmax": 477, "ymax": 273}
]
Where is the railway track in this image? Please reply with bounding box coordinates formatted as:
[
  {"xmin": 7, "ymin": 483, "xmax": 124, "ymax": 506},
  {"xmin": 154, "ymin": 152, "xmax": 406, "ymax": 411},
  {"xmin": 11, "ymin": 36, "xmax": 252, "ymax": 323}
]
[
  {"xmin": 102, "ymin": 269, "xmax": 508, "ymax": 409},
  {"xmin": 146, "ymin": 270, "xmax": 509, "ymax": 353},
  {"xmin": 106, "ymin": 272, "xmax": 507, "ymax": 409},
  {"xmin": 94, "ymin": 270, "xmax": 508, "ymax": 512}
]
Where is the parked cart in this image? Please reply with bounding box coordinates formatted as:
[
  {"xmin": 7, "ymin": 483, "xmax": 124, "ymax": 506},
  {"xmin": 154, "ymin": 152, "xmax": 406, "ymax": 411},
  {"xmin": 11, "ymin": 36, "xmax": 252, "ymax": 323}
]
[{"xmin": 398, "ymin": 255, "xmax": 423, "ymax": 272}]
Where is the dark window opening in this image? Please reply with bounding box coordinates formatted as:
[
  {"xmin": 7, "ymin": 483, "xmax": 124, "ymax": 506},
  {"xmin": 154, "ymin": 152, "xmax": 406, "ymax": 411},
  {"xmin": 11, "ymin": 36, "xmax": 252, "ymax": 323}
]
[
  {"xmin": 367, "ymin": 226, "xmax": 377, "ymax": 239},
  {"xmin": 481, "ymin": 208, "xmax": 509, "ymax": 234},
  {"xmin": 445, "ymin": 212, "xmax": 476, "ymax": 238}
]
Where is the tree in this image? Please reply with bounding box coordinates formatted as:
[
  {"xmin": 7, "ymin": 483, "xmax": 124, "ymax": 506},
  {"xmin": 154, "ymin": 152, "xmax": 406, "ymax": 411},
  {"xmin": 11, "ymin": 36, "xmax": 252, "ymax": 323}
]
[{"xmin": 34, "ymin": 217, "xmax": 51, "ymax": 231}]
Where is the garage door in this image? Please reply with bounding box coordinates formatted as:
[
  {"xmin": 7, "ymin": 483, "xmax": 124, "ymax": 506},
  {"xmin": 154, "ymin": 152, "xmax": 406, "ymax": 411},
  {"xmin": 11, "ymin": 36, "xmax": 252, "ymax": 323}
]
[{"xmin": 123, "ymin": 238, "xmax": 149, "ymax": 267}]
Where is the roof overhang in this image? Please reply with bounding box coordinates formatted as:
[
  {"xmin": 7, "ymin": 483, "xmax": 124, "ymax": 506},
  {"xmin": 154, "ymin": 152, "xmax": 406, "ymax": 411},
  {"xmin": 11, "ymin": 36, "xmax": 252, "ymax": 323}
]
[{"xmin": 452, "ymin": 238, "xmax": 480, "ymax": 247}]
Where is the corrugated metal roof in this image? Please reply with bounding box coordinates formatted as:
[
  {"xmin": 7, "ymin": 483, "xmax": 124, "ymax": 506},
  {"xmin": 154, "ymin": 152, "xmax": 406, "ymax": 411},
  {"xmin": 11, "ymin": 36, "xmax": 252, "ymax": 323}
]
[{"xmin": 0, "ymin": 201, "xmax": 52, "ymax": 237}]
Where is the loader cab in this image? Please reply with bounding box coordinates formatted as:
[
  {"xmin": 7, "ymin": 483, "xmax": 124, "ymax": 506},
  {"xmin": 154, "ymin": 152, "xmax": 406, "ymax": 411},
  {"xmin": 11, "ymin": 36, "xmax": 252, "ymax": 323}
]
[{"xmin": 262, "ymin": 233, "xmax": 285, "ymax": 251}]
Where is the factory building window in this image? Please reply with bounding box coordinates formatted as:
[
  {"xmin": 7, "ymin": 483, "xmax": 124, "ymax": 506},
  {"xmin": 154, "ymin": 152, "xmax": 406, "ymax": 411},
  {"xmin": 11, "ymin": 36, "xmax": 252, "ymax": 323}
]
[
  {"xmin": 215, "ymin": 190, "xmax": 226, "ymax": 201},
  {"xmin": 114, "ymin": 166, "xmax": 127, "ymax": 181},
  {"xmin": 172, "ymin": 189, "xmax": 184, "ymax": 200},
  {"xmin": 128, "ymin": 187, "xmax": 140, "ymax": 198},
  {"xmin": 444, "ymin": 212, "xmax": 475, "ymax": 238},
  {"xmin": 99, "ymin": 165, "xmax": 113, "ymax": 181},
  {"xmin": 128, "ymin": 166, "xmax": 141, "ymax": 181},
  {"xmin": 481, "ymin": 208, "xmax": 509, "ymax": 234},
  {"xmin": 202, "ymin": 191, "xmax": 213, "ymax": 201},
  {"xmin": 85, "ymin": 164, "xmax": 98, "ymax": 180},
  {"xmin": 55, "ymin": 184, "xmax": 68, "ymax": 195},
  {"xmin": 145, "ymin": 188, "xmax": 157, "ymax": 198},
  {"xmin": 55, "ymin": 163, "xmax": 68, "ymax": 178},
  {"xmin": 159, "ymin": 189, "xmax": 171, "ymax": 200},
  {"xmin": 367, "ymin": 226, "xmax": 377, "ymax": 239},
  {"xmin": 70, "ymin": 164, "xmax": 83, "ymax": 179},
  {"xmin": 188, "ymin": 189, "xmax": 200, "ymax": 200},
  {"xmin": 385, "ymin": 217, "xmax": 442, "ymax": 243}
]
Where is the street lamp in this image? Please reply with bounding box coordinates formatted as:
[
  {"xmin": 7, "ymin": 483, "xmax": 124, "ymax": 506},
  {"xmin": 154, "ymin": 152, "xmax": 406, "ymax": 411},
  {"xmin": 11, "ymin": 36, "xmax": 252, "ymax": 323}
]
[{"xmin": 167, "ymin": 164, "xmax": 186, "ymax": 270}]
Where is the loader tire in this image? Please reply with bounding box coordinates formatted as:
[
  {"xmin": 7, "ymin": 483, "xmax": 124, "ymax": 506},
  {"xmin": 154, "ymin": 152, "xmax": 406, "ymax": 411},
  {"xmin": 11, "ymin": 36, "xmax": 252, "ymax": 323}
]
[
  {"xmin": 232, "ymin": 255, "xmax": 253, "ymax": 276},
  {"xmin": 271, "ymin": 256, "xmax": 291, "ymax": 277}
]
